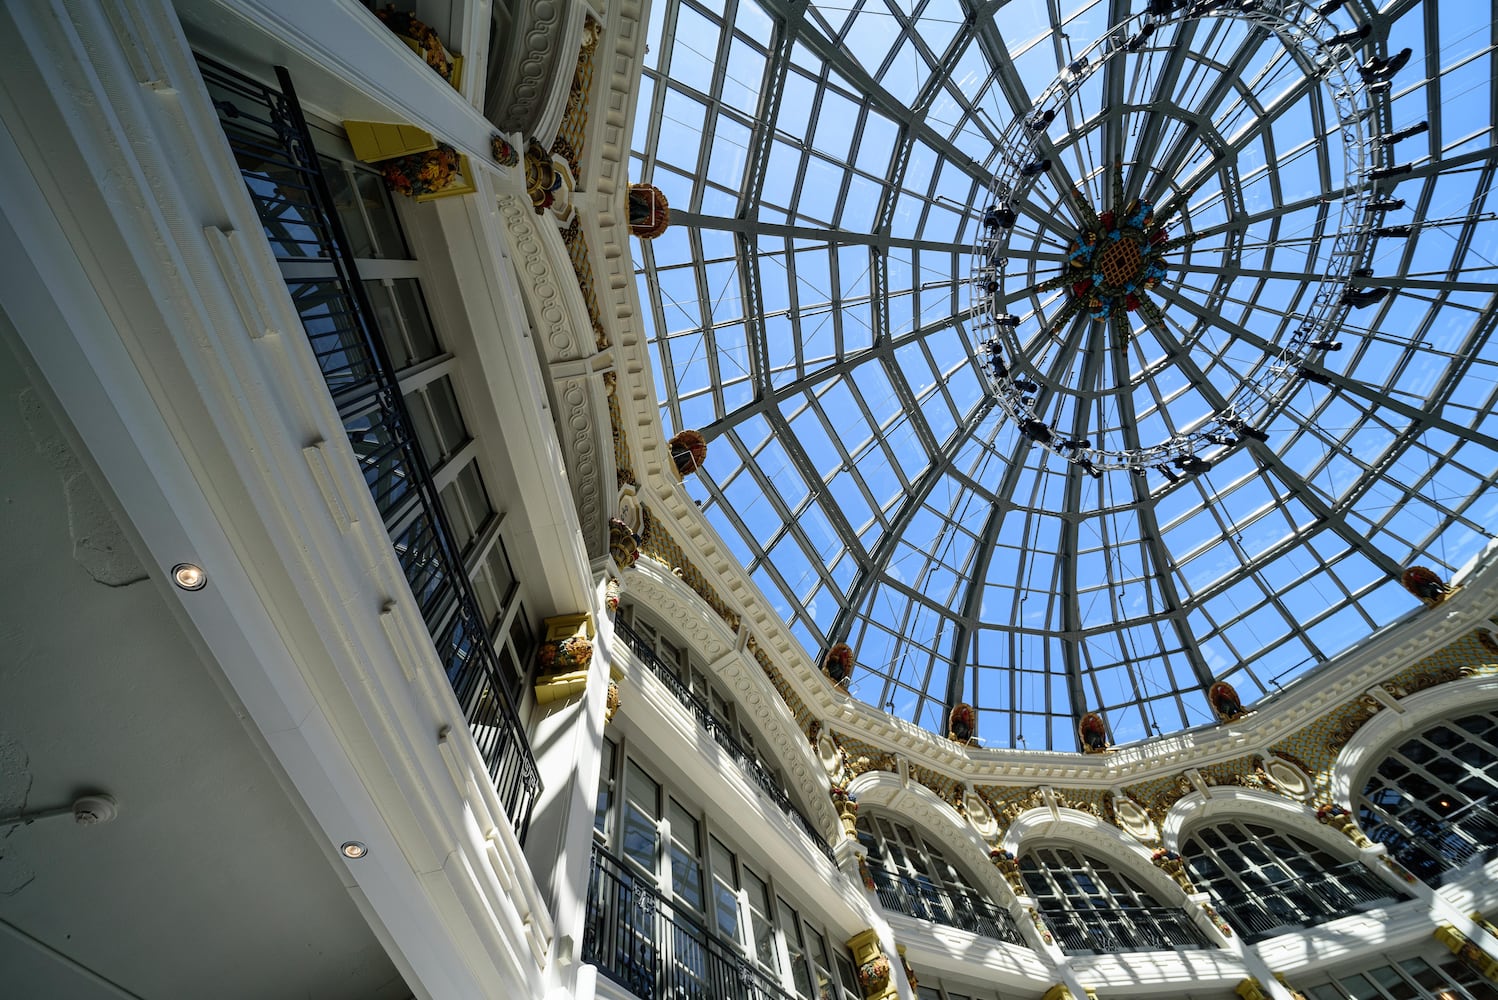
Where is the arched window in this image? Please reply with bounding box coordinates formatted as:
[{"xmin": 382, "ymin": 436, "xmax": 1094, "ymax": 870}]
[
  {"xmin": 1020, "ymin": 846, "xmax": 1209, "ymax": 953},
  {"xmin": 1287, "ymin": 947, "xmax": 1498, "ymax": 999},
  {"xmin": 856, "ymin": 814, "xmax": 1024, "ymax": 945},
  {"xmin": 1356, "ymin": 710, "xmax": 1498, "ymax": 885},
  {"xmin": 1182, "ymin": 819, "xmax": 1401, "ymax": 942}
]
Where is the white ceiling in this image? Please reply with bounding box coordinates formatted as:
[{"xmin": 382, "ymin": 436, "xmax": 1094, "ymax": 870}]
[{"xmin": 0, "ymin": 315, "xmax": 411, "ymax": 1000}]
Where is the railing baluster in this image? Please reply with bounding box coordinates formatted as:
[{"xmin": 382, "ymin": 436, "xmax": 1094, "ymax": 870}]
[
  {"xmin": 196, "ymin": 54, "xmax": 542, "ymax": 841},
  {"xmin": 584, "ymin": 846, "xmax": 798, "ymax": 1000},
  {"xmin": 1209, "ymin": 860, "xmax": 1404, "ymax": 942},
  {"xmin": 861, "ymin": 859, "xmax": 1028, "ymax": 946},
  {"xmin": 614, "ymin": 620, "xmax": 835, "ymax": 863}
]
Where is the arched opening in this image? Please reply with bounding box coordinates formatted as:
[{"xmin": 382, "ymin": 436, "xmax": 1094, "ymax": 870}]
[
  {"xmin": 1019, "ymin": 845, "xmax": 1209, "ymax": 953},
  {"xmin": 1356, "ymin": 709, "xmax": 1498, "ymax": 885},
  {"xmin": 856, "ymin": 812, "xmax": 1025, "ymax": 945},
  {"xmin": 1181, "ymin": 818, "xmax": 1402, "ymax": 942}
]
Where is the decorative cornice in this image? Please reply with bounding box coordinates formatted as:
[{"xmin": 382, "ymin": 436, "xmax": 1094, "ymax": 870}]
[{"xmin": 488, "ymin": 0, "xmax": 577, "ymax": 140}]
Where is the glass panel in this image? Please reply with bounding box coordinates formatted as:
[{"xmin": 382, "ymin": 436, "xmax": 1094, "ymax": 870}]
[
  {"xmin": 777, "ymin": 897, "xmax": 813, "ymax": 997},
  {"xmin": 622, "ymin": 759, "xmax": 660, "ymax": 875},
  {"xmin": 630, "ymin": 0, "xmax": 1498, "ymax": 749},
  {"xmin": 709, "ymin": 836, "xmax": 741, "ymax": 943},
  {"xmin": 594, "ymin": 737, "xmax": 616, "ymax": 836},
  {"xmin": 668, "ymin": 798, "xmax": 704, "ymax": 914}
]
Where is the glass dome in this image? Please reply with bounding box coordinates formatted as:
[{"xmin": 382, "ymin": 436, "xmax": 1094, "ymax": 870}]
[{"xmin": 629, "ymin": 0, "xmax": 1498, "ymax": 750}]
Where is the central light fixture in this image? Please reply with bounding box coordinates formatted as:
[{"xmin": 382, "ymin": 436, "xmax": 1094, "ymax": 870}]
[
  {"xmin": 340, "ymin": 841, "xmax": 369, "ymax": 859},
  {"xmin": 1053, "ymin": 194, "xmax": 1174, "ymax": 332},
  {"xmin": 969, "ymin": 2, "xmax": 1388, "ymax": 476}
]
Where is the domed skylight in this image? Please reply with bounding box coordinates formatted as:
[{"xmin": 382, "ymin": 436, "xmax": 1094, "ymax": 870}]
[{"xmin": 630, "ymin": 0, "xmax": 1498, "ymax": 750}]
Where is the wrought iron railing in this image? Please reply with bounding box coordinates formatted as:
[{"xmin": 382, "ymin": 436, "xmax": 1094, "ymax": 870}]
[
  {"xmin": 584, "ymin": 845, "xmax": 797, "ymax": 1000},
  {"xmin": 1209, "ymin": 861, "xmax": 1401, "ymax": 943},
  {"xmin": 614, "ymin": 620, "xmax": 835, "ymax": 863},
  {"xmin": 863, "ymin": 859, "xmax": 1026, "ymax": 945},
  {"xmin": 1362, "ymin": 799, "xmax": 1498, "ymax": 886},
  {"xmin": 1042, "ymin": 900, "xmax": 1210, "ymax": 954},
  {"xmin": 197, "ymin": 55, "xmax": 542, "ymax": 839}
]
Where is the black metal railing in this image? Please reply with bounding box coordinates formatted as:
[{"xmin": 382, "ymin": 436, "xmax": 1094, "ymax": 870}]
[
  {"xmin": 1209, "ymin": 861, "xmax": 1401, "ymax": 943},
  {"xmin": 614, "ymin": 620, "xmax": 834, "ymax": 863},
  {"xmin": 1363, "ymin": 799, "xmax": 1498, "ymax": 886},
  {"xmin": 863, "ymin": 859, "xmax": 1026, "ymax": 945},
  {"xmin": 1042, "ymin": 901, "xmax": 1210, "ymax": 954},
  {"xmin": 584, "ymin": 845, "xmax": 797, "ymax": 1000},
  {"xmin": 197, "ymin": 56, "xmax": 542, "ymax": 839}
]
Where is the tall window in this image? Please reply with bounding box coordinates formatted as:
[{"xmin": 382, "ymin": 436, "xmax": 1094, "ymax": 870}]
[
  {"xmin": 589, "ymin": 738, "xmax": 860, "ymax": 1000},
  {"xmin": 203, "ymin": 57, "xmax": 541, "ymax": 834},
  {"xmin": 1182, "ymin": 819, "xmax": 1400, "ymax": 942},
  {"xmin": 1357, "ymin": 710, "xmax": 1498, "ymax": 885},
  {"xmin": 619, "ymin": 607, "xmax": 772, "ymax": 773},
  {"xmin": 1021, "ymin": 847, "xmax": 1209, "ymax": 954},
  {"xmin": 856, "ymin": 813, "xmax": 1023, "ymax": 945}
]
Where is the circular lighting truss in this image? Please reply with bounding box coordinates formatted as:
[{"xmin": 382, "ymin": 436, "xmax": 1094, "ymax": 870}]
[{"xmin": 970, "ymin": 1, "xmax": 1391, "ymax": 474}]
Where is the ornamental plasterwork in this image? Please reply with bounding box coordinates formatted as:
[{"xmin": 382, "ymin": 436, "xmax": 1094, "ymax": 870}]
[
  {"xmin": 976, "ymin": 785, "xmax": 1048, "ymax": 827},
  {"xmin": 637, "ymin": 506, "xmax": 741, "ymax": 634},
  {"xmin": 549, "ymin": 14, "xmax": 600, "ymax": 179},
  {"xmin": 1270, "ymin": 630, "xmax": 1498, "ymax": 800},
  {"xmin": 747, "ymin": 637, "xmax": 813, "ymax": 731},
  {"xmin": 626, "ymin": 563, "xmax": 731, "ymax": 663},
  {"xmin": 906, "ymin": 763, "xmax": 960, "ymax": 812},
  {"xmin": 826, "ymin": 731, "xmax": 899, "ymax": 779},
  {"xmin": 486, "ymin": 0, "xmax": 579, "ymax": 140}
]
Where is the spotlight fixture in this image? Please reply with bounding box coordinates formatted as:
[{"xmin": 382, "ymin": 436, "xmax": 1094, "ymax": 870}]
[
  {"xmin": 1327, "ymin": 23, "xmax": 1372, "ymax": 48},
  {"xmin": 172, "ymin": 562, "xmax": 207, "ymax": 591},
  {"xmin": 1026, "ymin": 108, "xmax": 1057, "ymax": 131},
  {"xmin": 1238, "ymin": 425, "xmax": 1270, "ymax": 442},
  {"xmin": 1180, "ymin": 455, "xmax": 1213, "ymax": 475},
  {"xmin": 1375, "ymin": 120, "xmax": 1428, "ymax": 145},
  {"xmin": 983, "ymin": 204, "xmax": 1017, "ymax": 229},
  {"xmin": 341, "ymin": 841, "xmax": 369, "ymax": 859},
  {"xmin": 1340, "ymin": 286, "xmax": 1389, "ymax": 308},
  {"xmin": 1126, "ymin": 24, "xmax": 1155, "ymax": 52},
  {"xmin": 1364, "ymin": 196, "xmax": 1405, "ymax": 213},
  {"xmin": 1296, "ymin": 366, "xmax": 1333, "ymax": 385},
  {"xmin": 1019, "ymin": 419, "xmax": 1053, "ymax": 443}
]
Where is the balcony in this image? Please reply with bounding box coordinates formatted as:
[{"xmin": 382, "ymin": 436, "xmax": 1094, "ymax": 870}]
[
  {"xmin": 197, "ymin": 55, "xmax": 542, "ymax": 839},
  {"xmin": 1363, "ymin": 798, "xmax": 1498, "ymax": 886},
  {"xmin": 1043, "ymin": 902, "xmax": 1210, "ymax": 954},
  {"xmin": 1209, "ymin": 861, "xmax": 1402, "ymax": 943},
  {"xmin": 585, "ymin": 845, "xmax": 796, "ymax": 1000},
  {"xmin": 863, "ymin": 859, "xmax": 1027, "ymax": 946},
  {"xmin": 614, "ymin": 620, "xmax": 834, "ymax": 864}
]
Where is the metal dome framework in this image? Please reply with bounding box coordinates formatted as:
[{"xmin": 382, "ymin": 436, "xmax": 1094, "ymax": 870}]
[{"xmin": 630, "ymin": 0, "xmax": 1498, "ymax": 750}]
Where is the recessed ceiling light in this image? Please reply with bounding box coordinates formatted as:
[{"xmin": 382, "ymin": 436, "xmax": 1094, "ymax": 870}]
[
  {"xmin": 171, "ymin": 563, "xmax": 207, "ymax": 591},
  {"xmin": 340, "ymin": 841, "xmax": 368, "ymax": 859}
]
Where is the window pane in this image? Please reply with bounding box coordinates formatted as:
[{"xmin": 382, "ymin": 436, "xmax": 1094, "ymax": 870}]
[
  {"xmin": 622, "ymin": 759, "xmax": 660, "ymax": 875},
  {"xmin": 669, "ymin": 799, "xmax": 704, "ymax": 914},
  {"xmin": 594, "ymin": 737, "xmax": 616, "ymax": 835}
]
